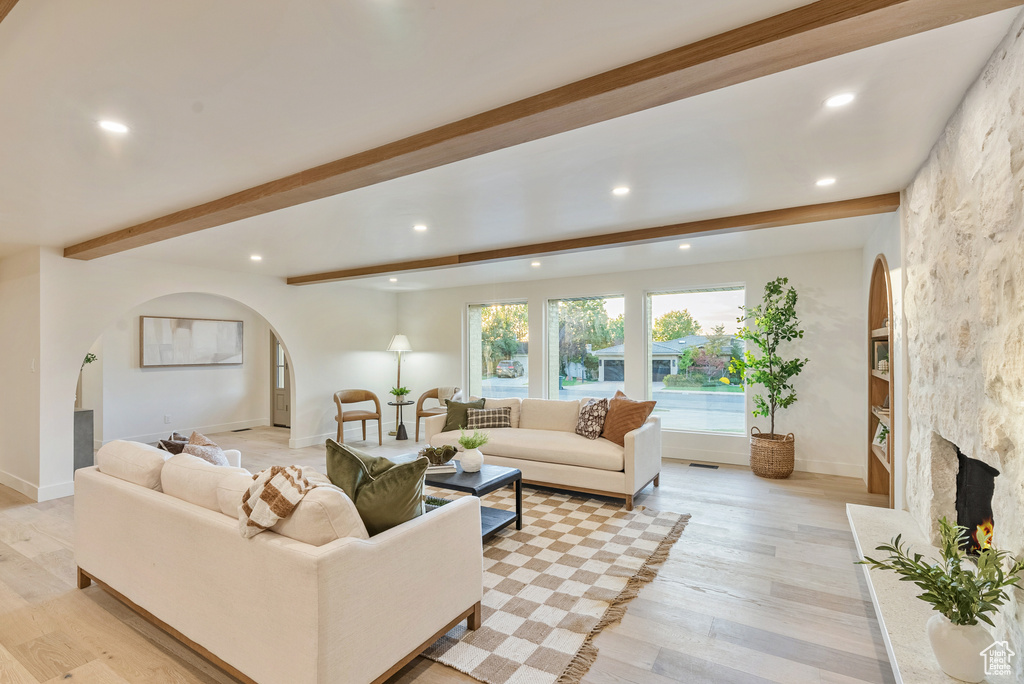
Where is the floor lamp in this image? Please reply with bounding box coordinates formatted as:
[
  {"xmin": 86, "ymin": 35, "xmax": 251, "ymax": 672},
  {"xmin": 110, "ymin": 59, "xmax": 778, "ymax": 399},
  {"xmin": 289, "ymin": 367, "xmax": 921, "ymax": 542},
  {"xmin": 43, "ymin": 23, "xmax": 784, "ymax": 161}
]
[{"xmin": 387, "ymin": 334, "xmax": 412, "ymax": 439}]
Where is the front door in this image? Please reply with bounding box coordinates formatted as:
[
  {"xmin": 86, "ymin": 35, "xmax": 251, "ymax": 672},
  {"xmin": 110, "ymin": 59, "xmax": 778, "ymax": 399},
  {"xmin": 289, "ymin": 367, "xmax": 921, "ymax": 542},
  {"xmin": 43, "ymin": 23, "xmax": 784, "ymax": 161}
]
[{"xmin": 272, "ymin": 334, "xmax": 290, "ymax": 428}]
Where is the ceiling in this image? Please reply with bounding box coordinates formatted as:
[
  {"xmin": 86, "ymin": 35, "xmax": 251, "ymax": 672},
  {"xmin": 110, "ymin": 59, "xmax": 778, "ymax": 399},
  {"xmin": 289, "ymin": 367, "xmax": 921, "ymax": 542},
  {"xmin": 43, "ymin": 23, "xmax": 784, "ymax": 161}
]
[{"xmin": 0, "ymin": 2, "xmax": 1019, "ymax": 283}]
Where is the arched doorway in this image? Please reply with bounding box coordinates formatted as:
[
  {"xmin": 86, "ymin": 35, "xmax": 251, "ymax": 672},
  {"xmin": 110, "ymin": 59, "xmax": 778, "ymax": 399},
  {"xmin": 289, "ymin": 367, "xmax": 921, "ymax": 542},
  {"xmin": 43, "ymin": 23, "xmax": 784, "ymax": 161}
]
[{"xmin": 75, "ymin": 292, "xmax": 295, "ymax": 466}]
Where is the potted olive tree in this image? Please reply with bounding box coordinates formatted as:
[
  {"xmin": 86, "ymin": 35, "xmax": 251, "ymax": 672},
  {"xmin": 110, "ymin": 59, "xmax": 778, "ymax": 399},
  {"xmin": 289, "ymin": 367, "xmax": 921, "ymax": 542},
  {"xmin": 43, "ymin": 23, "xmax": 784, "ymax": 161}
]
[
  {"xmin": 727, "ymin": 277, "xmax": 808, "ymax": 478},
  {"xmin": 860, "ymin": 518, "xmax": 1024, "ymax": 682}
]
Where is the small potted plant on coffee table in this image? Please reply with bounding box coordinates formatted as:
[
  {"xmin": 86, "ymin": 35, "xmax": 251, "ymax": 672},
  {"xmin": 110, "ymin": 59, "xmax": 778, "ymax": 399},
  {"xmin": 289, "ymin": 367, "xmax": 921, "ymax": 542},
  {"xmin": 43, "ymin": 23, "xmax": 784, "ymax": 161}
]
[
  {"xmin": 859, "ymin": 517, "xmax": 1024, "ymax": 682},
  {"xmin": 457, "ymin": 429, "xmax": 489, "ymax": 473}
]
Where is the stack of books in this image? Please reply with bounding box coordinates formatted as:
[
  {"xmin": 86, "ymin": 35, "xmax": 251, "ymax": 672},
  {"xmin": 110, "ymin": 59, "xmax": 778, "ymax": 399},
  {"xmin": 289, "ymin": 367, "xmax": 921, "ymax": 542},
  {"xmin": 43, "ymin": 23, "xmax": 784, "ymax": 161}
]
[{"xmin": 426, "ymin": 463, "xmax": 457, "ymax": 475}]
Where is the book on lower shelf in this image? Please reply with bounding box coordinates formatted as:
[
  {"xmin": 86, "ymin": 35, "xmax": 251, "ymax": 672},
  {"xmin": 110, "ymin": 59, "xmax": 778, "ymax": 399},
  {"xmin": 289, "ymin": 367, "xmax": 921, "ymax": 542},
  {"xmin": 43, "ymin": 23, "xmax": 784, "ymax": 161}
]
[{"xmin": 426, "ymin": 464, "xmax": 457, "ymax": 474}]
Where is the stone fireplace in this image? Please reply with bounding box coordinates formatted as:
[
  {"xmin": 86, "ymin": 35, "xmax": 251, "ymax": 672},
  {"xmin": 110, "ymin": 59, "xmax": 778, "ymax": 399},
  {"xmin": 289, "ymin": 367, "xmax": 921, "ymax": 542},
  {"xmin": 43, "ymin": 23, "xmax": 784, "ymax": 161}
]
[{"xmin": 903, "ymin": 9, "xmax": 1024, "ymax": 676}]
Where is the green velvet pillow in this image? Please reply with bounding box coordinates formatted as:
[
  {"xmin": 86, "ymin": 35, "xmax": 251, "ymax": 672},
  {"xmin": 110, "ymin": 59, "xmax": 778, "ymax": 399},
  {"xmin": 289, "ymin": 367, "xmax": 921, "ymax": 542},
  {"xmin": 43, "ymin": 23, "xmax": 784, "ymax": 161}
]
[
  {"xmin": 442, "ymin": 398, "xmax": 485, "ymax": 432},
  {"xmin": 325, "ymin": 440, "xmax": 428, "ymax": 536}
]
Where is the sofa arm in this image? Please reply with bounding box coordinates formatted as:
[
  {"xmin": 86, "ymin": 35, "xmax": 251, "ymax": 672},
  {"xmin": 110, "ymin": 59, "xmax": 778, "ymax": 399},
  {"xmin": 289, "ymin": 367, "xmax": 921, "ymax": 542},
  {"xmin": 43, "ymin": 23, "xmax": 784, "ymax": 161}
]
[
  {"xmin": 424, "ymin": 413, "xmax": 447, "ymax": 443},
  {"xmin": 624, "ymin": 415, "xmax": 661, "ymax": 497},
  {"xmin": 314, "ymin": 496, "xmax": 482, "ymax": 684},
  {"xmin": 223, "ymin": 449, "xmax": 242, "ymax": 468}
]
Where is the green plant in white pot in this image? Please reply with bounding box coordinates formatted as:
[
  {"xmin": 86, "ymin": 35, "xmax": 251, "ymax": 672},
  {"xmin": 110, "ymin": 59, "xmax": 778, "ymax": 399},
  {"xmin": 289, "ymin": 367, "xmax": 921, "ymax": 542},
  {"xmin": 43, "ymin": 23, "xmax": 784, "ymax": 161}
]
[
  {"xmin": 727, "ymin": 277, "xmax": 808, "ymax": 479},
  {"xmin": 859, "ymin": 517, "xmax": 1024, "ymax": 682},
  {"xmin": 457, "ymin": 429, "xmax": 489, "ymax": 473}
]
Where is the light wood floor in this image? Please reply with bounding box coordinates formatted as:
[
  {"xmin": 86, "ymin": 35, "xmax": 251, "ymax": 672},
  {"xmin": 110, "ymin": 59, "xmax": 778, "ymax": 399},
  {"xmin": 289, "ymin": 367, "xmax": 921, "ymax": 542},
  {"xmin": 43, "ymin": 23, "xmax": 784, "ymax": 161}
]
[{"xmin": 0, "ymin": 427, "xmax": 893, "ymax": 684}]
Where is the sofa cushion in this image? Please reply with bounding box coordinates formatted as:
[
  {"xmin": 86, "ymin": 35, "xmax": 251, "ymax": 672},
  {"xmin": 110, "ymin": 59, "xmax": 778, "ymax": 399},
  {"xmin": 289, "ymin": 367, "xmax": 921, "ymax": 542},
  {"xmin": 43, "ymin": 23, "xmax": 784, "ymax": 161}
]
[
  {"xmin": 325, "ymin": 440, "xmax": 428, "ymax": 536},
  {"xmin": 602, "ymin": 391, "xmax": 657, "ymax": 446},
  {"xmin": 520, "ymin": 398, "xmax": 580, "ymax": 432},
  {"xmin": 442, "ymin": 399, "xmax": 485, "ymax": 432},
  {"xmin": 96, "ymin": 440, "xmax": 173, "ymax": 490},
  {"xmin": 429, "ymin": 427, "xmax": 624, "ymax": 471},
  {"xmin": 483, "ymin": 398, "xmax": 521, "ymax": 428},
  {"xmin": 217, "ymin": 470, "xmax": 368, "ymax": 545},
  {"xmin": 161, "ymin": 453, "xmax": 250, "ymax": 513}
]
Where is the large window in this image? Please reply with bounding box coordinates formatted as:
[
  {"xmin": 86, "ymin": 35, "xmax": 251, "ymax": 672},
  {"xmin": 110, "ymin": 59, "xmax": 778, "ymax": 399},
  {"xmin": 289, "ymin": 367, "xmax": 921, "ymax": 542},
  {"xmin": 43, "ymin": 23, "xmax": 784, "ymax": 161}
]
[
  {"xmin": 648, "ymin": 288, "xmax": 745, "ymax": 434},
  {"xmin": 468, "ymin": 302, "xmax": 529, "ymax": 399},
  {"xmin": 547, "ymin": 296, "xmax": 624, "ymax": 400}
]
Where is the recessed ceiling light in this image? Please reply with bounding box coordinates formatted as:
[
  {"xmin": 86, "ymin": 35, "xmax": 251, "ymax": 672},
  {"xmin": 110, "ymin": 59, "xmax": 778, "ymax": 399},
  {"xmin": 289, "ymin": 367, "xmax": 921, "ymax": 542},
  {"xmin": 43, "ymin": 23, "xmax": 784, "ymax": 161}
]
[
  {"xmin": 612, "ymin": 186, "xmax": 630, "ymax": 196},
  {"xmin": 98, "ymin": 120, "xmax": 129, "ymax": 134},
  {"xmin": 389, "ymin": 277, "xmax": 398, "ymax": 282},
  {"xmin": 531, "ymin": 261, "xmax": 541, "ymax": 267},
  {"xmin": 250, "ymin": 255, "xmax": 262, "ymax": 261},
  {"xmin": 413, "ymin": 224, "xmax": 428, "ymax": 232},
  {"xmin": 678, "ymin": 243, "xmax": 691, "ymax": 250},
  {"xmin": 816, "ymin": 177, "xmax": 837, "ymax": 187},
  {"xmin": 824, "ymin": 93, "xmax": 856, "ymax": 108}
]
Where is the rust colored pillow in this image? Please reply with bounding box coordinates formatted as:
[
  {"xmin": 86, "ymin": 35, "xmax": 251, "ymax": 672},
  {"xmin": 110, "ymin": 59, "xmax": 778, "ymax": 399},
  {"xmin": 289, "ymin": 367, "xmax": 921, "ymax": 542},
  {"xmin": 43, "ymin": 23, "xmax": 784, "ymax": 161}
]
[{"xmin": 601, "ymin": 391, "xmax": 656, "ymax": 446}]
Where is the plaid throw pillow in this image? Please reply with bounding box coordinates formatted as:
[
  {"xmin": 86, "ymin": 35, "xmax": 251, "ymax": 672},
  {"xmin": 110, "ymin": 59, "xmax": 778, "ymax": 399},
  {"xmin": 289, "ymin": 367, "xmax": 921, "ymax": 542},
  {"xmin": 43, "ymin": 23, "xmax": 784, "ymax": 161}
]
[
  {"xmin": 466, "ymin": 406, "xmax": 512, "ymax": 429},
  {"xmin": 575, "ymin": 397, "xmax": 610, "ymax": 439}
]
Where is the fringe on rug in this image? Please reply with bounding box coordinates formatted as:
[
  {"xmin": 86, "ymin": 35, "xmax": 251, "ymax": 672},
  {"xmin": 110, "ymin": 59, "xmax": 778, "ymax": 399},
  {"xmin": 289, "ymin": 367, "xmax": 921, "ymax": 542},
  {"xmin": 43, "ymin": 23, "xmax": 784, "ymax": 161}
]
[{"xmin": 555, "ymin": 513, "xmax": 691, "ymax": 684}]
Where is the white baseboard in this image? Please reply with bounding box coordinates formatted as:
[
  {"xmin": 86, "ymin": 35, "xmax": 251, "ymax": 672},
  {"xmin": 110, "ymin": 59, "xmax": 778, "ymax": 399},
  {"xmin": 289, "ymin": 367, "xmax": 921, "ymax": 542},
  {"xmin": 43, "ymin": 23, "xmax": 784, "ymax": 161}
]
[
  {"xmin": 0, "ymin": 469, "xmax": 40, "ymax": 501},
  {"xmin": 289, "ymin": 420, "xmax": 398, "ymax": 449},
  {"xmin": 38, "ymin": 480, "xmax": 75, "ymax": 501},
  {"xmin": 102, "ymin": 418, "xmax": 270, "ymax": 447},
  {"xmin": 663, "ymin": 445, "xmax": 864, "ymax": 479}
]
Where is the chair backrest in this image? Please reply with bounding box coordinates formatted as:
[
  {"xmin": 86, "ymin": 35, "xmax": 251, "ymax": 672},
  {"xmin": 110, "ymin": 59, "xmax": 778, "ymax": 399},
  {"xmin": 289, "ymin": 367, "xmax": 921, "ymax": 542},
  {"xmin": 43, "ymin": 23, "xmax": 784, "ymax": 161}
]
[
  {"xmin": 417, "ymin": 387, "xmax": 460, "ymax": 412},
  {"xmin": 334, "ymin": 390, "xmax": 380, "ymax": 417}
]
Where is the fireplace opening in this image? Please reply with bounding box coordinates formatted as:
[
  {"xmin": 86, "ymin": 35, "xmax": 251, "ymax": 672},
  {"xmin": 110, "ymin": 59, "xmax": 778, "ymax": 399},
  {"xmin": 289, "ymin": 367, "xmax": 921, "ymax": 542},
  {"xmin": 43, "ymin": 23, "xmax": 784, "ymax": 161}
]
[{"xmin": 955, "ymin": 447, "xmax": 1000, "ymax": 555}]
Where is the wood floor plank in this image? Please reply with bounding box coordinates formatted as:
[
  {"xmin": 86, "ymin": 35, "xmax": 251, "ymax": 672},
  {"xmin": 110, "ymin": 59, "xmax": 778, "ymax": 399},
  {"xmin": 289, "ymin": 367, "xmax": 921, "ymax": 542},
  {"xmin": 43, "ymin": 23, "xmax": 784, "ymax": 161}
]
[
  {"xmin": 769, "ymin": 581, "xmax": 875, "ymax": 619},
  {"xmin": 708, "ymin": 617, "xmax": 895, "ymax": 684},
  {"xmin": 7, "ymin": 630, "xmax": 93, "ymax": 682},
  {"xmin": 652, "ymin": 646, "xmax": 780, "ymax": 684},
  {"xmin": 0, "ymin": 644, "xmax": 38, "ymax": 684},
  {"xmin": 42, "ymin": 659, "xmax": 134, "ymax": 684}
]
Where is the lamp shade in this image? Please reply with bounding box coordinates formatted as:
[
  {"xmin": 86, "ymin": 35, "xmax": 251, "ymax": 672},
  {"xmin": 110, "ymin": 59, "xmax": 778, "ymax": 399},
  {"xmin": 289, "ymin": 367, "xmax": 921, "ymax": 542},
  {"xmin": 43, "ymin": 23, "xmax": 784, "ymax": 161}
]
[{"xmin": 387, "ymin": 334, "xmax": 412, "ymax": 352}]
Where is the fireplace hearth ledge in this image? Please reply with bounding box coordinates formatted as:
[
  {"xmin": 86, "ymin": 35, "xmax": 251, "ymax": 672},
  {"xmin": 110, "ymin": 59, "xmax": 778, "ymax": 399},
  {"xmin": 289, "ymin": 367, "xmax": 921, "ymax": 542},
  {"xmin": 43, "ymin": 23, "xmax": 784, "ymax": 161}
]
[{"xmin": 847, "ymin": 504, "xmax": 1015, "ymax": 684}]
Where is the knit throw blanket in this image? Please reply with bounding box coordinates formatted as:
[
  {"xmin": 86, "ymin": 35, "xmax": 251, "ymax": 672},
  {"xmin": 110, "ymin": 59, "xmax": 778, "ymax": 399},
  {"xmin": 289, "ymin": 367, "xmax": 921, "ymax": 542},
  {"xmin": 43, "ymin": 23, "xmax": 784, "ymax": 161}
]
[{"xmin": 239, "ymin": 465, "xmax": 325, "ymax": 538}]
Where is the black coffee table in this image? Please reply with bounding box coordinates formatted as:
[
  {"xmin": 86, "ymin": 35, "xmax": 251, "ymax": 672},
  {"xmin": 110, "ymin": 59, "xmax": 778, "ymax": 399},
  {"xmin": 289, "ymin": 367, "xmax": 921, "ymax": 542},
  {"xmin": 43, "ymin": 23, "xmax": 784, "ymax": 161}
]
[{"xmin": 424, "ymin": 461, "xmax": 522, "ymax": 541}]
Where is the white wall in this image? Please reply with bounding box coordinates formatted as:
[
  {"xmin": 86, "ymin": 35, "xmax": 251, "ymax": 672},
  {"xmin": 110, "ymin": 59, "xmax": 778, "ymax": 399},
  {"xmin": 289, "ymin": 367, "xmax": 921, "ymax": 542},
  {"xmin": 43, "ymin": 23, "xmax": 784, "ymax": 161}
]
[
  {"xmin": 398, "ymin": 247, "xmax": 867, "ymax": 477},
  {"xmin": 3, "ymin": 247, "xmax": 399, "ymax": 501},
  {"xmin": 91, "ymin": 293, "xmax": 272, "ymax": 445},
  {"xmin": 863, "ymin": 211, "xmax": 908, "ymax": 509},
  {"xmin": 0, "ymin": 248, "xmax": 42, "ymax": 499}
]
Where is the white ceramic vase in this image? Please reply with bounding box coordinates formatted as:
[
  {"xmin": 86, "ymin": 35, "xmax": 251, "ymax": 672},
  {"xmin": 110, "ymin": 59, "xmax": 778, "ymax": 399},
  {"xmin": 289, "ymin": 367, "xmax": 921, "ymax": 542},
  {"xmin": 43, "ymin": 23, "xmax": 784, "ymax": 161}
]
[
  {"xmin": 926, "ymin": 614, "xmax": 991, "ymax": 683},
  {"xmin": 461, "ymin": 448, "xmax": 484, "ymax": 473}
]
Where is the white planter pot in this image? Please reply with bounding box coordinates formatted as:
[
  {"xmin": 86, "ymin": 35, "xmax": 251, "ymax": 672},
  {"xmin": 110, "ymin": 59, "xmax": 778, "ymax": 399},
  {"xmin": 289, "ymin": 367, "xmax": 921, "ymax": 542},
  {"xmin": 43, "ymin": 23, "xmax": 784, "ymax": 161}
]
[
  {"xmin": 461, "ymin": 448, "xmax": 484, "ymax": 473},
  {"xmin": 926, "ymin": 614, "xmax": 991, "ymax": 683}
]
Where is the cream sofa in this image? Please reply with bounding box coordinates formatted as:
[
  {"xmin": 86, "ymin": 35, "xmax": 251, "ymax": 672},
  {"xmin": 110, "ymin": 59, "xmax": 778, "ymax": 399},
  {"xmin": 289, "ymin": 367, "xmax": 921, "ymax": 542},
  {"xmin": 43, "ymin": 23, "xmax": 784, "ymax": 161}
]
[
  {"xmin": 426, "ymin": 397, "xmax": 661, "ymax": 510},
  {"xmin": 75, "ymin": 440, "xmax": 482, "ymax": 684}
]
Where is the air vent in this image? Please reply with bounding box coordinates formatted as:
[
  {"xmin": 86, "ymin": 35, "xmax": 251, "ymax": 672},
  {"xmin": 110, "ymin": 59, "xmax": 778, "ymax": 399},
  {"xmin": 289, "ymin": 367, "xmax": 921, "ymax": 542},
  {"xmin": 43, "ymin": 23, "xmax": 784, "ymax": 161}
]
[{"xmin": 689, "ymin": 463, "xmax": 719, "ymax": 469}]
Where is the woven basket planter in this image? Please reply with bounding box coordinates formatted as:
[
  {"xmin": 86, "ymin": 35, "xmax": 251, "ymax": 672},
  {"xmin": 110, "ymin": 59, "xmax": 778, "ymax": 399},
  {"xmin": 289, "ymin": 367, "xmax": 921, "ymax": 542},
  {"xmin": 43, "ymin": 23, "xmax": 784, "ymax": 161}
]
[{"xmin": 749, "ymin": 427, "xmax": 795, "ymax": 479}]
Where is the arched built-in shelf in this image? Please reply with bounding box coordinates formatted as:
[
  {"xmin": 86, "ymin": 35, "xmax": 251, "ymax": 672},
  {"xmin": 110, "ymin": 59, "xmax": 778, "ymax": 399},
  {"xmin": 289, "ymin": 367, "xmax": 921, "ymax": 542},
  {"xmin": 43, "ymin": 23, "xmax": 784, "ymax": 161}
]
[{"xmin": 868, "ymin": 254, "xmax": 894, "ymax": 508}]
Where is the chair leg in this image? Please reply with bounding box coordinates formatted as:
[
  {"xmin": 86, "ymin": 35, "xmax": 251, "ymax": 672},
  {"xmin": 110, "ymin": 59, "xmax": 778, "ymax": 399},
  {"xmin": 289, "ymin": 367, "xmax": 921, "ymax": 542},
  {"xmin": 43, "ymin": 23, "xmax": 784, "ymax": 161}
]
[
  {"xmin": 654, "ymin": 474, "xmax": 660, "ymax": 487},
  {"xmin": 362, "ymin": 421, "xmax": 367, "ymax": 440},
  {"xmin": 77, "ymin": 567, "xmax": 91, "ymax": 589},
  {"xmin": 625, "ymin": 494, "xmax": 634, "ymax": 511},
  {"xmin": 337, "ymin": 423, "xmax": 344, "ymax": 444},
  {"xmin": 377, "ymin": 419, "xmax": 382, "ymax": 446},
  {"xmin": 415, "ymin": 417, "xmax": 420, "ymax": 442}
]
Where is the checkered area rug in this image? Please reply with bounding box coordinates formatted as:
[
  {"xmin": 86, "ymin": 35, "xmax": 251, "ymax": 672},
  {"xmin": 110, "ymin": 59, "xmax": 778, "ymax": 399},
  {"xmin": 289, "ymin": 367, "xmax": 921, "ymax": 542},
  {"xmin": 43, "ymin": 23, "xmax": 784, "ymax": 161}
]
[{"xmin": 422, "ymin": 485, "xmax": 688, "ymax": 684}]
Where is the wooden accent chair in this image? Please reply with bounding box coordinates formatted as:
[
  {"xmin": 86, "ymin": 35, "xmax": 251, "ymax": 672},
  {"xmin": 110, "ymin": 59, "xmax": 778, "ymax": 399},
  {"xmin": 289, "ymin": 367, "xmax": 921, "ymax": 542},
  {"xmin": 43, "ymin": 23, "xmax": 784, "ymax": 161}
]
[
  {"xmin": 334, "ymin": 390, "xmax": 382, "ymax": 445},
  {"xmin": 415, "ymin": 387, "xmax": 459, "ymax": 442}
]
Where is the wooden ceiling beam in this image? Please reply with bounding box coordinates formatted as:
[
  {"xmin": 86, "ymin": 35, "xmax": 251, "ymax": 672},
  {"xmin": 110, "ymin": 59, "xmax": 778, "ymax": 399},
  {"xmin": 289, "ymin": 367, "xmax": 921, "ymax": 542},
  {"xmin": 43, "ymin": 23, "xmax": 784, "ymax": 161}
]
[
  {"xmin": 0, "ymin": 1, "xmax": 20, "ymax": 25},
  {"xmin": 63, "ymin": 0, "xmax": 1019, "ymax": 261},
  {"xmin": 286, "ymin": 193, "xmax": 901, "ymax": 285}
]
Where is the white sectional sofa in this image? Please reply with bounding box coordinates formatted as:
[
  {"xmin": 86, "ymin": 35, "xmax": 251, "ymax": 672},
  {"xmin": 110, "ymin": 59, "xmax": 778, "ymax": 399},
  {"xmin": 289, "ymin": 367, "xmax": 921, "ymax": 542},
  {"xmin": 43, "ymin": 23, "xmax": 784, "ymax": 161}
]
[
  {"xmin": 75, "ymin": 440, "xmax": 482, "ymax": 684},
  {"xmin": 426, "ymin": 397, "xmax": 661, "ymax": 510}
]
